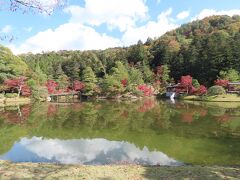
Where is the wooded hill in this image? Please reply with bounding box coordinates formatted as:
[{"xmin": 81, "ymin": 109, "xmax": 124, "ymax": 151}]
[{"xmin": 1, "ymin": 15, "xmax": 240, "ymax": 91}]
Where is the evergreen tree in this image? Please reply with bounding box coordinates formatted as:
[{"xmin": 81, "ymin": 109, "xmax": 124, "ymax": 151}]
[{"xmin": 82, "ymin": 67, "xmax": 97, "ymax": 96}]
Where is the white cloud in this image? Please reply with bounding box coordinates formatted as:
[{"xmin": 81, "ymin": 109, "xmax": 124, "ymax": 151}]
[
  {"xmin": 156, "ymin": 0, "xmax": 161, "ymax": 4},
  {"xmin": 64, "ymin": 0, "xmax": 148, "ymax": 32},
  {"xmin": 8, "ymin": 23, "xmax": 122, "ymax": 54},
  {"xmin": 9, "ymin": 137, "xmax": 182, "ymax": 165},
  {"xmin": 192, "ymin": 9, "xmax": 240, "ymax": 21},
  {"xmin": 121, "ymin": 8, "xmax": 178, "ymax": 46},
  {"xmin": 176, "ymin": 10, "xmax": 190, "ymax": 20},
  {"xmin": 0, "ymin": 25, "xmax": 12, "ymax": 33}
]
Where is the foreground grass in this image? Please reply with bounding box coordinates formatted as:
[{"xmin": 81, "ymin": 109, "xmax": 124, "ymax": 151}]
[
  {"xmin": 183, "ymin": 94, "xmax": 240, "ymax": 102},
  {"xmin": 0, "ymin": 161, "xmax": 239, "ymax": 179}
]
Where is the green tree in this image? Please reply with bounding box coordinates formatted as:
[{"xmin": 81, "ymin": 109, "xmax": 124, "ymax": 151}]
[
  {"xmin": 110, "ymin": 61, "xmax": 129, "ymax": 81},
  {"xmin": 82, "ymin": 67, "xmax": 97, "ymax": 96},
  {"xmin": 219, "ymin": 69, "xmax": 240, "ymax": 82},
  {"xmin": 127, "ymin": 67, "xmax": 144, "ymax": 91},
  {"xmin": 192, "ymin": 79, "xmax": 200, "ymax": 88},
  {"xmin": 34, "ymin": 60, "xmax": 47, "ymax": 85}
]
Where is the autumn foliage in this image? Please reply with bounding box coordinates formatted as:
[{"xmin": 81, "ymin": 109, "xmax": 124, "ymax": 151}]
[
  {"xmin": 73, "ymin": 80, "xmax": 85, "ymax": 91},
  {"xmin": 138, "ymin": 84, "xmax": 154, "ymax": 96},
  {"xmin": 121, "ymin": 79, "xmax": 128, "ymax": 87},
  {"xmin": 4, "ymin": 77, "xmax": 31, "ymax": 96},
  {"xmin": 46, "ymin": 80, "xmax": 58, "ymax": 94},
  {"xmin": 180, "ymin": 75, "xmax": 193, "ymax": 87},
  {"xmin": 214, "ymin": 79, "xmax": 229, "ymax": 88}
]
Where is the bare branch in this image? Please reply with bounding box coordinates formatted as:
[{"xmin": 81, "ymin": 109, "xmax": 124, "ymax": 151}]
[{"xmin": 0, "ymin": 0, "xmax": 67, "ymax": 14}]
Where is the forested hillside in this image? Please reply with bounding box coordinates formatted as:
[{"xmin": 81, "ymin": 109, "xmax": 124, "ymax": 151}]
[
  {"xmin": 20, "ymin": 15, "xmax": 240, "ymax": 85},
  {"xmin": 1, "ymin": 15, "xmax": 240, "ymax": 98}
]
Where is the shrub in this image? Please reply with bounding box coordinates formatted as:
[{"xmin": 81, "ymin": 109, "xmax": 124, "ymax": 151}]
[
  {"xmin": 192, "ymin": 79, "xmax": 200, "ymax": 88},
  {"xmin": 31, "ymin": 86, "xmax": 48, "ymax": 101},
  {"xmin": 214, "ymin": 79, "xmax": 229, "ymax": 88},
  {"xmin": 207, "ymin": 85, "xmax": 226, "ymax": 96},
  {"xmin": 5, "ymin": 93, "xmax": 18, "ymax": 98}
]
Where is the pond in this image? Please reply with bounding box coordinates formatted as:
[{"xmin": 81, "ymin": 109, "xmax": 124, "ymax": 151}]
[{"xmin": 0, "ymin": 98, "xmax": 240, "ymax": 166}]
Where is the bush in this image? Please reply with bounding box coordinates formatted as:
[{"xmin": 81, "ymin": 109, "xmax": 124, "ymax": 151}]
[
  {"xmin": 31, "ymin": 86, "xmax": 48, "ymax": 101},
  {"xmin": 207, "ymin": 85, "xmax": 226, "ymax": 96},
  {"xmin": 192, "ymin": 79, "xmax": 200, "ymax": 88},
  {"xmin": 5, "ymin": 93, "xmax": 18, "ymax": 98}
]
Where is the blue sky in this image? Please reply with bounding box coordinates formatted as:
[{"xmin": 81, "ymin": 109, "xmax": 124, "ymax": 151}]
[{"xmin": 0, "ymin": 0, "xmax": 240, "ymax": 54}]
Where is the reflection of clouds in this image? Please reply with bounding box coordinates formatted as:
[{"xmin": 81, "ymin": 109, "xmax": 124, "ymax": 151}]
[{"xmin": 19, "ymin": 137, "xmax": 182, "ymax": 166}]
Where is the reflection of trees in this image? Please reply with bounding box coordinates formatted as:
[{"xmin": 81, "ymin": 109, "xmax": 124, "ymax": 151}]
[
  {"xmin": 80, "ymin": 102, "xmax": 98, "ymax": 128},
  {"xmin": 2, "ymin": 105, "xmax": 31, "ymax": 124},
  {"xmin": 1, "ymin": 99, "xmax": 240, "ymax": 139},
  {"xmin": 209, "ymin": 107, "xmax": 226, "ymax": 117},
  {"xmin": 137, "ymin": 98, "xmax": 156, "ymax": 113}
]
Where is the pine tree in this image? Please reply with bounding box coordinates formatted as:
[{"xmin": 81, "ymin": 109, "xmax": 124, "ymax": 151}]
[{"xmin": 82, "ymin": 67, "xmax": 97, "ymax": 96}]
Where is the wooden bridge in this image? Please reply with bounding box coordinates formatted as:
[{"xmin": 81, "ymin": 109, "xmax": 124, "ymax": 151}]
[{"xmin": 49, "ymin": 92, "xmax": 81, "ymax": 102}]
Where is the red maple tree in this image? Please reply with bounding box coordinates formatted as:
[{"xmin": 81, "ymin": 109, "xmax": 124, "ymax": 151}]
[
  {"xmin": 46, "ymin": 80, "xmax": 58, "ymax": 94},
  {"xmin": 214, "ymin": 79, "xmax": 229, "ymax": 88},
  {"xmin": 138, "ymin": 84, "xmax": 154, "ymax": 96},
  {"xmin": 73, "ymin": 80, "xmax": 85, "ymax": 91},
  {"xmin": 4, "ymin": 77, "xmax": 31, "ymax": 97}
]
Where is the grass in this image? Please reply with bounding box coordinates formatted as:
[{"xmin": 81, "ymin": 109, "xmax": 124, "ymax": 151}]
[
  {"xmin": 183, "ymin": 94, "xmax": 240, "ymax": 102},
  {"xmin": 0, "ymin": 97, "xmax": 31, "ymax": 107},
  {"xmin": 0, "ymin": 161, "xmax": 239, "ymax": 179}
]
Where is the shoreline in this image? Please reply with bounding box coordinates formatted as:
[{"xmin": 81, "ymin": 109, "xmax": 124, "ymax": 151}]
[
  {"xmin": 182, "ymin": 94, "xmax": 240, "ymax": 102},
  {"xmin": 0, "ymin": 161, "xmax": 239, "ymax": 179},
  {"xmin": 0, "ymin": 97, "xmax": 31, "ymax": 107}
]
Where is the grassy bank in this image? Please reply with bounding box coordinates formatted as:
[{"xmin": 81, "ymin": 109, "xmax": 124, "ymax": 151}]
[
  {"xmin": 0, "ymin": 97, "xmax": 31, "ymax": 107},
  {"xmin": 183, "ymin": 94, "xmax": 240, "ymax": 102},
  {"xmin": 0, "ymin": 161, "xmax": 239, "ymax": 179}
]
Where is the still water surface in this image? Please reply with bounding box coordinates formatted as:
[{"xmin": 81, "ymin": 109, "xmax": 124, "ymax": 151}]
[{"xmin": 0, "ymin": 98, "xmax": 240, "ymax": 166}]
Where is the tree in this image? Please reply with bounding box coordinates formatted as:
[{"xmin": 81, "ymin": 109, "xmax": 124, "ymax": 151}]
[
  {"xmin": 73, "ymin": 80, "xmax": 85, "ymax": 91},
  {"xmin": 34, "ymin": 60, "xmax": 47, "ymax": 85},
  {"xmin": 128, "ymin": 67, "xmax": 144, "ymax": 87},
  {"xmin": 5, "ymin": 0, "xmax": 66, "ymax": 14},
  {"xmin": 46, "ymin": 80, "xmax": 58, "ymax": 94},
  {"xmin": 0, "ymin": 45, "xmax": 28, "ymax": 83},
  {"xmin": 219, "ymin": 69, "xmax": 240, "ymax": 82},
  {"xmin": 155, "ymin": 65, "xmax": 170, "ymax": 85},
  {"xmin": 192, "ymin": 79, "xmax": 200, "ymax": 88},
  {"xmin": 110, "ymin": 61, "xmax": 129, "ymax": 81},
  {"xmin": 4, "ymin": 77, "xmax": 31, "ymax": 97},
  {"xmin": 214, "ymin": 79, "xmax": 229, "ymax": 87},
  {"xmin": 81, "ymin": 67, "xmax": 97, "ymax": 96},
  {"xmin": 102, "ymin": 75, "xmax": 124, "ymax": 95},
  {"xmin": 180, "ymin": 75, "xmax": 193, "ymax": 94}
]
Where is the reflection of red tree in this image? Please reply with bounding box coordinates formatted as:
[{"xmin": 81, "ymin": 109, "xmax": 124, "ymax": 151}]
[
  {"xmin": 121, "ymin": 110, "xmax": 129, "ymax": 118},
  {"xmin": 182, "ymin": 112, "xmax": 193, "ymax": 123},
  {"xmin": 4, "ymin": 105, "xmax": 31, "ymax": 124},
  {"xmin": 215, "ymin": 115, "xmax": 231, "ymax": 123},
  {"xmin": 21, "ymin": 105, "xmax": 31, "ymax": 120},
  {"xmin": 4, "ymin": 112, "xmax": 20, "ymax": 124},
  {"xmin": 71, "ymin": 103, "xmax": 84, "ymax": 111},
  {"xmin": 138, "ymin": 99, "xmax": 156, "ymax": 112},
  {"xmin": 199, "ymin": 109, "xmax": 208, "ymax": 117},
  {"xmin": 47, "ymin": 104, "xmax": 58, "ymax": 117},
  {"xmin": 95, "ymin": 104, "xmax": 102, "ymax": 110}
]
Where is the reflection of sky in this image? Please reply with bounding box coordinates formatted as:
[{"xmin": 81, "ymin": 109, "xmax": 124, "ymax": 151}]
[{"xmin": 0, "ymin": 137, "xmax": 182, "ymax": 166}]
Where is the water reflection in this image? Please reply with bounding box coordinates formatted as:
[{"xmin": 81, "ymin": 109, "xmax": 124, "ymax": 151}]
[
  {"xmin": 1, "ymin": 137, "xmax": 182, "ymax": 166},
  {"xmin": 0, "ymin": 99, "xmax": 240, "ymax": 166}
]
